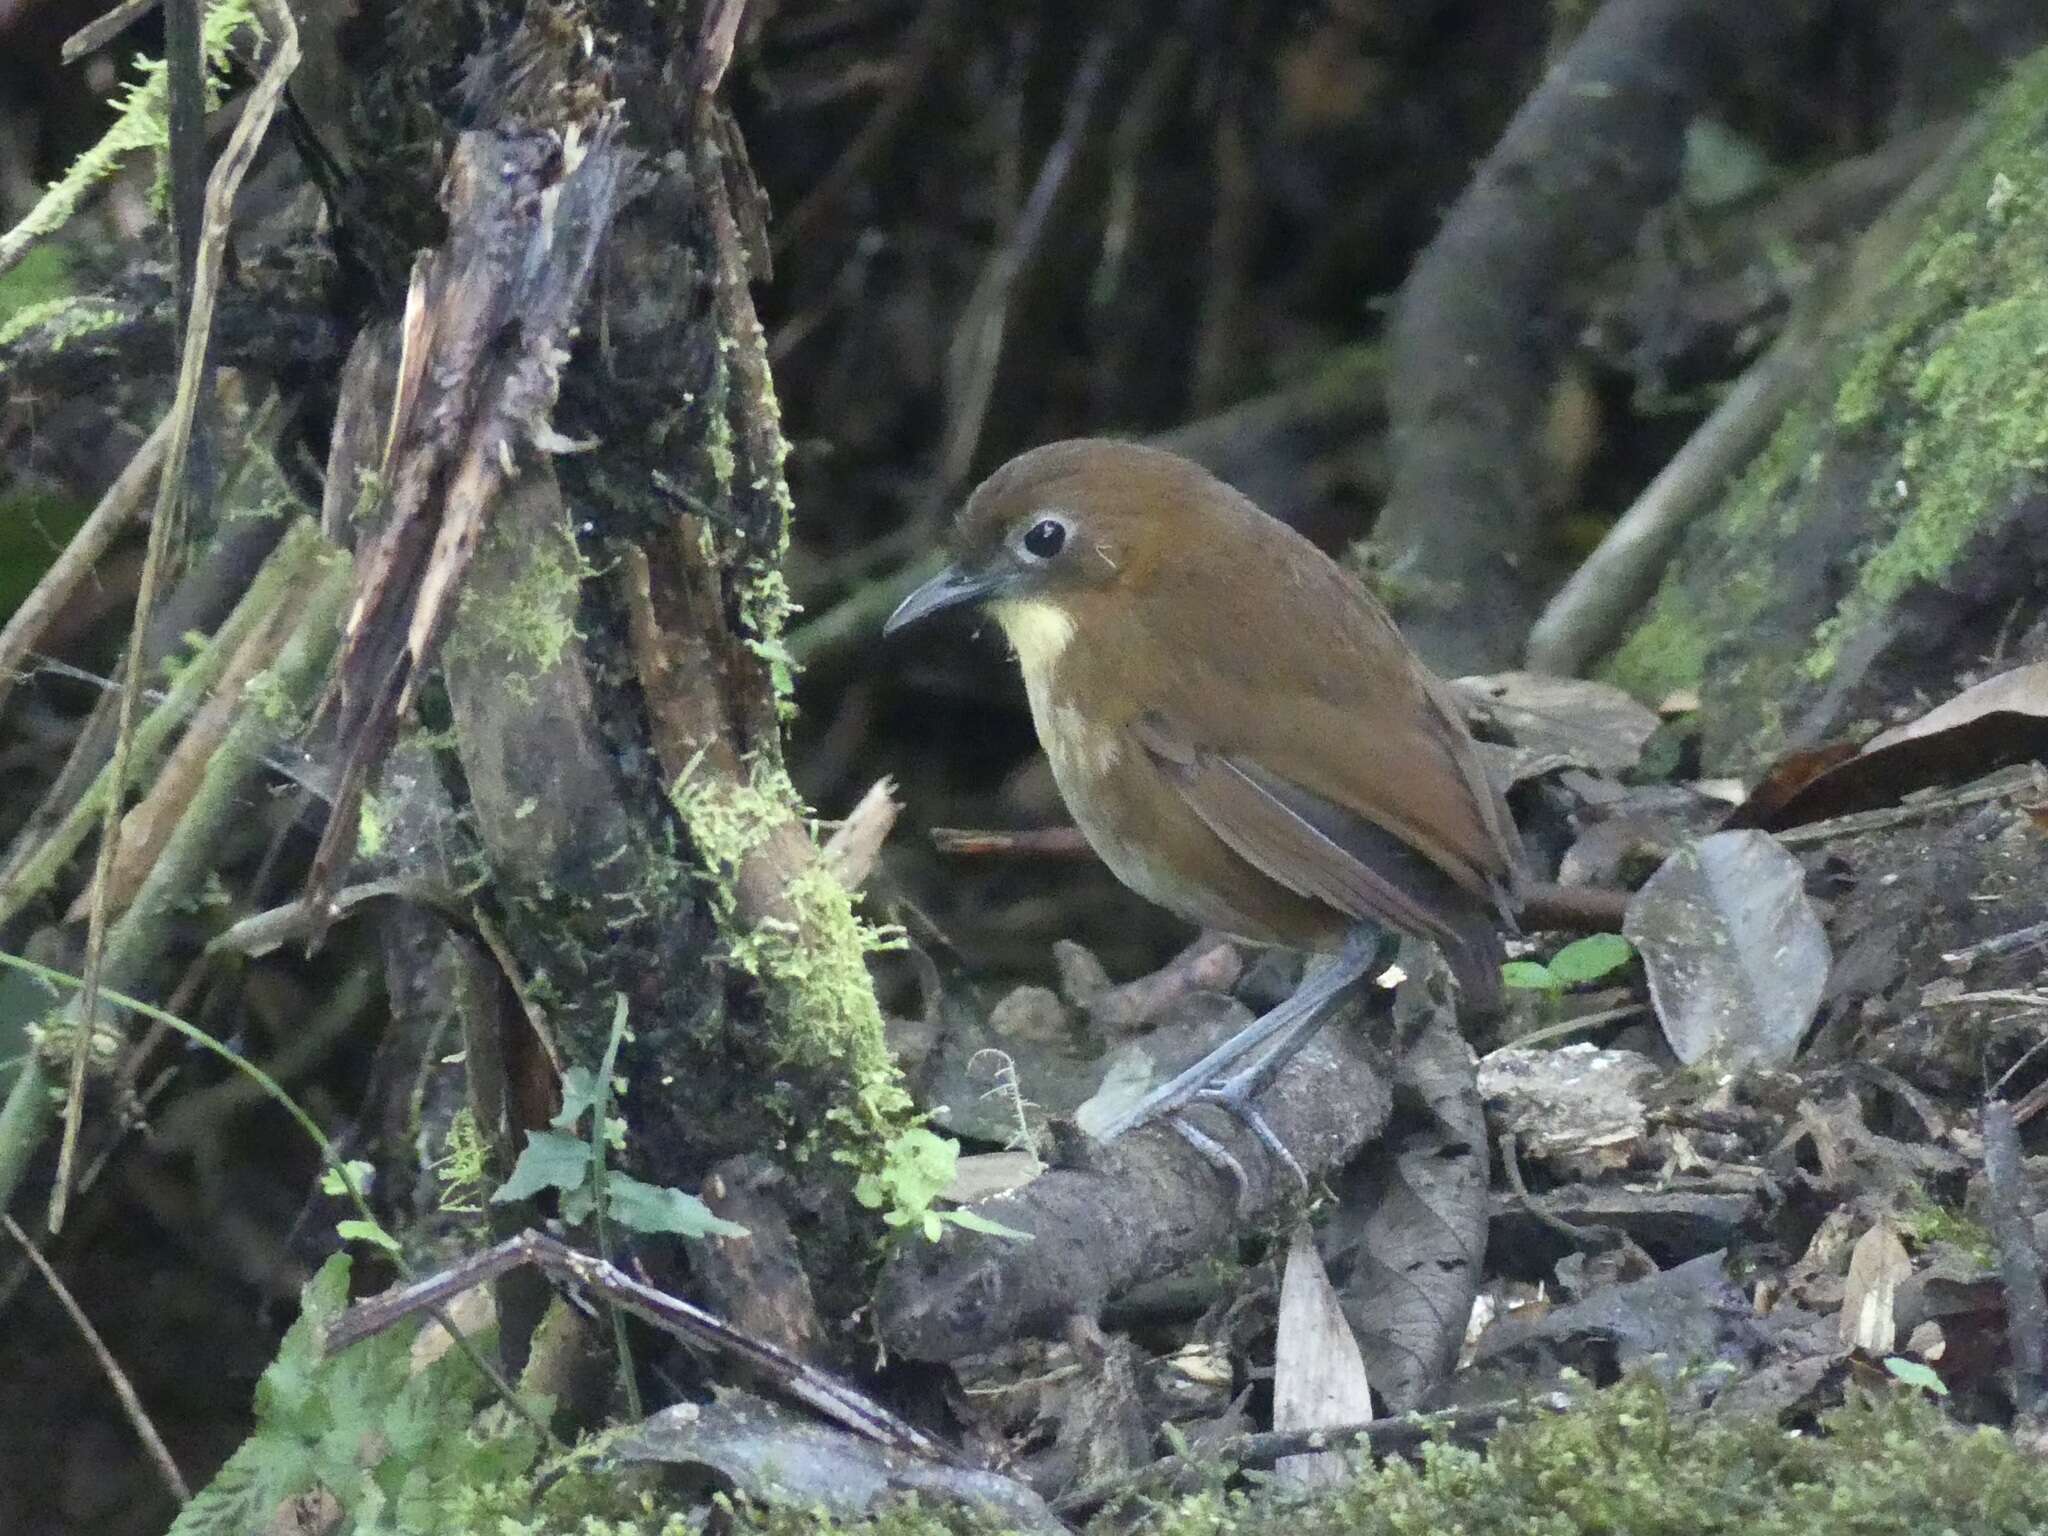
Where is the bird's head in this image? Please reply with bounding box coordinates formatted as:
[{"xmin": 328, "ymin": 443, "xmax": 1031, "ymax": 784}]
[{"xmin": 883, "ymin": 439, "xmax": 1203, "ymax": 667}]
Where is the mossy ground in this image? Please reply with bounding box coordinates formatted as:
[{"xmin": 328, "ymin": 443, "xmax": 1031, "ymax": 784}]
[
  {"xmin": 432, "ymin": 1378, "xmax": 2048, "ymax": 1536},
  {"xmin": 1604, "ymin": 45, "xmax": 2048, "ymax": 768}
]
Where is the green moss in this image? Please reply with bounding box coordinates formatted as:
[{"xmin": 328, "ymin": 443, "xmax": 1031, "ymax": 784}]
[
  {"xmin": 0, "ymin": 294, "xmax": 126, "ymax": 351},
  {"xmin": 669, "ymin": 760, "xmax": 913, "ymax": 1145},
  {"xmin": 359, "ymin": 790, "xmax": 388, "ymax": 858},
  {"xmin": 444, "ymin": 508, "xmax": 592, "ymax": 701},
  {"xmin": 1605, "ymin": 585, "xmax": 1712, "ymax": 699},
  {"xmin": 1605, "ymin": 47, "xmax": 2048, "ymax": 760},
  {"xmin": 0, "ymin": 244, "xmax": 72, "ymax": 326},
  {"xmin": 1805, "ymin": 291, "xmax": 2048, "ymax": 678},
  {"xmin": 711, "ymin": 1379, "xmax": 2048, "ymax": 1536},
  {"xmin": 1900, "ymin": 1191, "xmax": 1997, "ymax": 1269}
]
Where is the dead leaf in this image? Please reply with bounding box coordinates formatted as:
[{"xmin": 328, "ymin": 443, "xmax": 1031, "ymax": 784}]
[
  {"xmin": 1273, "ymin": 1224, "xmax": 1374, "ymax": 1488},
  {"xmin": 1453, "ymin": 671, "xmax": 1662, "ymax": 775},
  {"xmin": 1841, "ymin": 1218, "xmax": 1911, "ymax": 1353},
  {"xmin": 1727, "ymin": 662, "xmax": 2048, "ymax": 831},
  {"xmin": 1478, "ymin": 1045, "xmax": 1659, "ymax": 1178},
  {"xmin": 1327, "ymin": 1011, "xmax": 1488, "ymax": 1411},
  {"xmin": 1719, "ymin": 743, "xmax": 1859, "ymax": 831},
  {"xmin": 1623, "ymin": 831, "xmax": 1830, "ymax": 1068}
]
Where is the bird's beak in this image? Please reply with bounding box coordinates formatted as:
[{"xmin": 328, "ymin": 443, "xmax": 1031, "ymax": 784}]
[{"xmin": 883, "ymin": 563, "xmax": 1002, "ymax": 635}]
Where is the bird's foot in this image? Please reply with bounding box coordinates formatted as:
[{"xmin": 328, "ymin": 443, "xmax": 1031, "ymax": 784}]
[{"xmin": 1097, "ymin": 925, "xmax": 1393, "ymax": 1202}]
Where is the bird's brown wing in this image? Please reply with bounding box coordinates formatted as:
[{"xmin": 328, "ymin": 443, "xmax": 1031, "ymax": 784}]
[
  {"xmin": 1131, "ymin": 713, "xmax": 1477, "ymax": 945},
  {"xmin": 1142, "ymin": 527, "xmax": 1521, "ymax": 908},
  {"xmin": 1130, "ymin": 709, "xmax": 1507, "ymax": 1011}
]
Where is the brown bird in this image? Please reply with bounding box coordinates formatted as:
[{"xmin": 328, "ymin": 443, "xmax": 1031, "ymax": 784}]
[{"xmin": 886, "ymin": 439, "xmax": 1521, "ymax": 1159}]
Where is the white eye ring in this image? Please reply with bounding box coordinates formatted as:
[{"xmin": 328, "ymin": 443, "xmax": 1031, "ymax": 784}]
[{"xmin": 1019, "ymin": 515, "xmax": 1069, "ymax": 561}]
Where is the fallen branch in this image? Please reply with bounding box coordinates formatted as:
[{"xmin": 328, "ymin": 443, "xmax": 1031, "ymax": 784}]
[{"xmin": 875, "ymin": 994, "xmax": 1394, "ymax": 1362}]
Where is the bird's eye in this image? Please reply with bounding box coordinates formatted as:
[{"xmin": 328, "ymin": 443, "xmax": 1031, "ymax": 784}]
[{"xmin": 1021, "ymin": 518, "xmax": 1067, "ymax": 560}]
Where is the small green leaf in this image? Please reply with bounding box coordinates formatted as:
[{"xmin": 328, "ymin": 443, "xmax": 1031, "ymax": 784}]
[
  {"xmin": 922, "ymin": 1211, "xmax": 943, "ymax": 1242},
  {"xmin": 1546, "ymin": 933, "xmax": 1636, "ymax": 986},
  {"xmin": 944, "ymin": 1209, "xmax": 1034, "ymax": 1242},
  {"xmin": 1500, "ymin": 960, "xmax": 1560, "ymax": 992},
  {"xmin": 491, "ymin": 1130, "xmax": 591, "ymax": 1203},
  {"xmin": 335, "ymin": 1219, "xmax": 401, "ymax": 1255},
  {"xmin": 604, "ymin": 1174, "xmax": 750, "ymax": 1239},
  {"xmin": 320, "ymin": 1159, "xmax": 376, "ymax": 1198},
  {"xmin": 551, "ymin": 1065, "xmax": 603, "ymax": 1132},
  {"xmin": 1883, "ymin": 1357, "xmax": 1948, "ymax": 1395},
  {"xmin": 559, "ymin": 1182, "xmax": 596, "ymax": 1224}
]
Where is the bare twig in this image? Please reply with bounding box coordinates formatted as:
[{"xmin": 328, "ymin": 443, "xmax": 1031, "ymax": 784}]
[
  {"xmin": 1770, "ymin": 763, "xmax": 2046, "ymax": 849},
  {"xmin": 1054, "ymin": 1396, "xmax": 1559, "ymax": 1519},
  {"xmin": 0, "ymin": 521, "xmax": 326, "ymax": 931},
  {"xmin": 775, "ymin": 0, "xmax": 958, "ymax": 254},
  {"xmin": 2, "ymin": 1212, "xmax": 190, "ymax": 1504},
  {"xmin": 64, "ymin": 586, "xmax": 298, "ymax": 923},
  {"xmin": 931, "ymin": 825, "xmax": 1094, "ymax": 858},
  {"xmin": 819, "ymin": 776, "xmax": 901, "ymax": 890},
  {"xmin": 1983, "ymin": 1099, "xmax": 2048, "ymax": 1421},
  {"xmin": 1942, "ymin": 920, "xmax": 2048, "ymax": 971},
  {"xmin": 325, "ymin": 1230, "xmax": 962, "ymax": 1465},
  {"xmin": 938, "ymin": 31, "xmax": 1111, "ymax": 492},
  {"xmin": 0, "ymin": 417, "xmax": 171, "ymax": 721},
  {"xmin": 55, "ymin": 0, "xmax": 301, "ymax": 1233},
  {"xmin": 62, "ymin": 0, "xmax": 161, "ymax": 61}
]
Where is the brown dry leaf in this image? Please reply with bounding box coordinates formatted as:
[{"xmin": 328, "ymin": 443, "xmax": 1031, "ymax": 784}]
[
  {"xmin": 1452, "ymin": 670, "xmax": 1661, "ymax": 775},
  {"xmin": 1728, "ymin": 662, "xmax": 2048, "ymax": 831},
  {"xmin": 1840, "ymin": 1217, "xmax": 1911, "ymax": 1353},
  {"xmin": 1273, "ymin": 1223, "xmax": 1374, "ymax": 1489}
]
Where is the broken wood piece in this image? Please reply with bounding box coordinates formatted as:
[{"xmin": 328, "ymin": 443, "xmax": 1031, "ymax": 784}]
[{"xmin": 875, "ymin": 993, "xmax": 1394, "ymax": 1362}]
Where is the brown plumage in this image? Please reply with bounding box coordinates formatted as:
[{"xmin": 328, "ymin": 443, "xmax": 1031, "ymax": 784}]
[{"xmin": 887, "ymin": 438, "xmax": 1522, "ymax": 1014}]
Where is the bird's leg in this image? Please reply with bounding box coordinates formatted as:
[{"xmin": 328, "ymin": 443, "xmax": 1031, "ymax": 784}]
[{"xmin": 1095, "ymin": 925, "xmax": 1394, "ymax": 1181}]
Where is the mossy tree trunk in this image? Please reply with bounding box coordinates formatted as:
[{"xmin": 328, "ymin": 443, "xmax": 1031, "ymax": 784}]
[
  {"xmin": 1602, "ymin": 45, "xmax": 2048, "ymax": 771},
  {"xmin": 314, "ymin": 0, "xmax": 915, "ymax": 1271},
  {"xmin": 0, "ymin": 0, "xmax": 914, "ymax": 1322}
]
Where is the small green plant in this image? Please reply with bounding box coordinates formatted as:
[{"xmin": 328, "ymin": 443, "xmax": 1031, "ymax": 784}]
[
  {"xmin": 166, "ymin": 1254, "xmax": 547, "ymax": 1536},
  {"xmin": 323, "ymin": 1160, "xmax": 401, "ymax": 1255},
  {"xmin": 854, "ymin": 1126, "xmax": 1031, "ymax": 1243},
  {"xmin": 1501, "ymin": 932, "xmax": 1636, "ymax": 995},
  {"xmin": 1883, "ymin": 1356, "xmax": 1948, "ymax": 1395},
  {"xmin": 433, "ymin": 1107, "xmax": 489, "ymax": 1215},
  {"xmin": 490, "ymin": 999, "xmax": 744, "ymax": 1242}
]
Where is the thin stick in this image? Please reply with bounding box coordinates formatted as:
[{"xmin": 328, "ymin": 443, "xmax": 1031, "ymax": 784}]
[
  {"xmin": 931, "ymin": 825, "xmax": 1094, "ymax": 858},
  {"xmin": 0, "ymin": 950, "xmax": 553, "ymax": 1449},
  {"xmin": 2, "ymin": 1211, "xmax": 191, "ymax": 1503},
  {"xmin": 0, "ymin": 416, "xmax": 171, "ymax": 721},
  {"xmin": 1526, "ymin": 112, "xmax": 1991, "ymax": 675},
  {"xmin": 56, "ymin": 0, "xmax": 301, "ymax": 1233},
  {"xmin": 1984, "ymin": 1099, "xmax": 2048, "ymax": 1420},
  {"xmin": 588, "ymin": 994, "xmax": 642, "ymax": 1419},
  {"xmin": 937, "ymin": 32, "xmax": 1110, "ymax": 492},
  {"xmin": 62, "ymin": 0, "xmax": 160, "ymax": 61},
  {"xmin": 326, "ymin": 1230, "xmax": 961, "ymax": 1466},
  {"xmin": 0, "ymin": 519, "xmax": 325, "ymax": 931}
]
